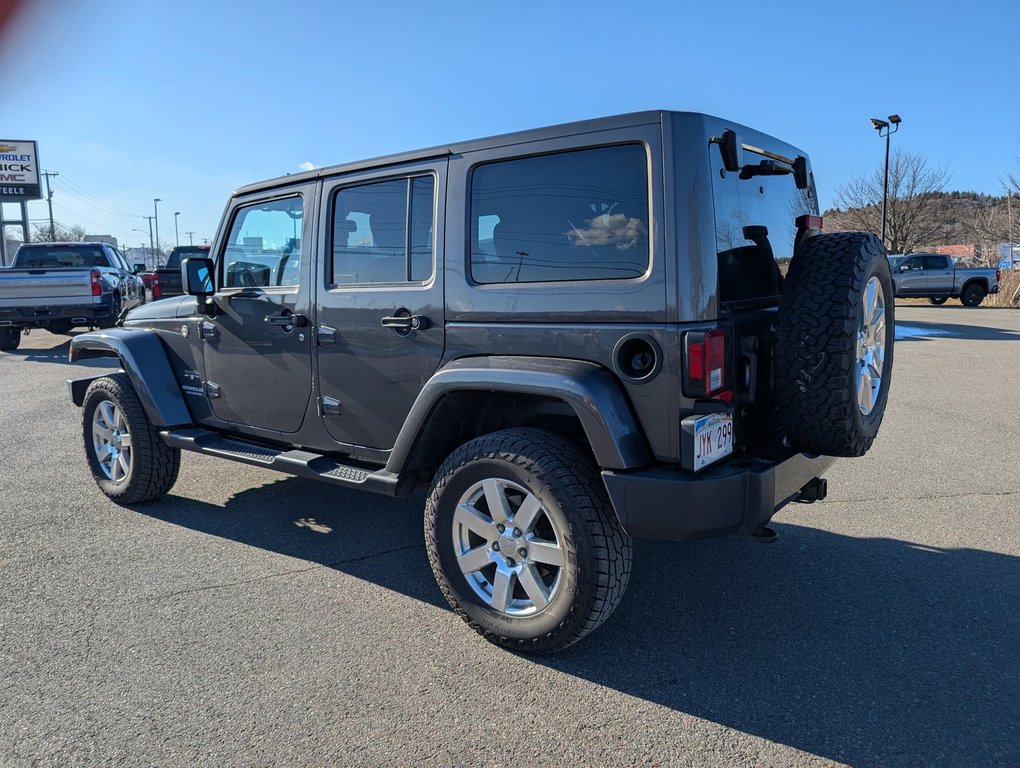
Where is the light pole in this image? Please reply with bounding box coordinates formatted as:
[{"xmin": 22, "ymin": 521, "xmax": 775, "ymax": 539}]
[
  {"xmin": 153, "ymin": 198, "xmax": 162, "ymax": 263},
  {"xmin": 870, "ymin": 114, "xmax": 901, "ymax": 251},
  {"xmin": 174, "ymin": 212, "xmax": 181, "ymax": 247}
]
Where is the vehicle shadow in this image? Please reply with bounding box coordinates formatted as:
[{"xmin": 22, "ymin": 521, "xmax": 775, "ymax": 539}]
[
  {"xmin": 895, "ymin": 319, "xmax": 1020, "ymax": 342},
  {"xmin": 134, "ymin": 477, "xmax": 1018, "ymax": 765}
]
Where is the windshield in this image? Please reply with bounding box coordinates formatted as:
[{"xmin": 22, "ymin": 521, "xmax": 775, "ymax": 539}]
[{"xmin": 15, "ymin": 246, "xmax": 110, "ymax": 268}]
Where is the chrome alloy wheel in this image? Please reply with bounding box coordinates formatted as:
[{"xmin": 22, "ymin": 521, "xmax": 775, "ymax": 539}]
[
  {"xmin": 92, "ymin": 400, "xmax": 132, "ymax": 483},
  {"xmin": 856, "ymin": 275, "xmax": 887, "ymax": 416},
  {"xmin": 453, "ymin": 478, "xmax": 565, "ymax": 617}
]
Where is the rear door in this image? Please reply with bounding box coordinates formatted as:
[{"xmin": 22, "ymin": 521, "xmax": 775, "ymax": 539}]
[
  {"xmin": 923, "ymin": 254, "xmax": 953, "ymax": 293},
  {"xmin": 315, "ymin": 159, "xmax": 446, "ymax": 451}
]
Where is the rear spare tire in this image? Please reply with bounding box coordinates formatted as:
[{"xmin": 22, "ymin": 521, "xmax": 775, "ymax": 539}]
[{"xmin": 776, "ymin": 231, "xmax": 894, "ymax": 457}]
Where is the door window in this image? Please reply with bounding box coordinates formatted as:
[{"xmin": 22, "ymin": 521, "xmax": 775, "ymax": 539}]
[
  {"xmin": 222, "ymin": 196, "xmax": 304, "ymax": 288},
  {"xmin": 899, "ymin": 257, "xmax": 923, "ymax": 271},
  {"xmin": 331, "ymin": 175, "xmax": 436, "ymax": 284}
]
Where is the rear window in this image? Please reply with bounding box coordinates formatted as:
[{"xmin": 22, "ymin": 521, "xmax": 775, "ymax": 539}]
[
  {"xmin": 469, "ymin": 144, "xmax": 649, "ymax": 284},
  {"xmin": 15, "ymin": 246, "xmax": 110, "ymax": 269},
  {"xmin": 711, "ymin": 144, "xmax": 816, "ymax": 304},
  {"xmin": 166, "ymin": 247, "xmax": 209, "ymax": 270}
]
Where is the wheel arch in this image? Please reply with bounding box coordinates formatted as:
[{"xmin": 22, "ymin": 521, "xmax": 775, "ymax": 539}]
[
  {"xmin": 960, "ymin": 277, "xmax": 989, "ymax": 295},
  {"xmin": 69, "ymin": 328, "xmax": 193, "ymax": 428},
  {"xmin": 386, "ymin": 356, "xmax": 652, "ymax": 480}
]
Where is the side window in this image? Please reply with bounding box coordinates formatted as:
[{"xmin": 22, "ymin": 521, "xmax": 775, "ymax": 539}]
[
  {"xmin": 470, "ymin": 144, "xmax": 649, "ymax": 284},
  {"xmin": 331, "ymin": 175, "xmax": 435, "ymax": 285},
  {"xmin": 923, "ymin": 255, "xmax": 948, "ymax": 270},
  {"xmin": 222, "ymin": 196, "xmax": 304, "ymax": 288}
]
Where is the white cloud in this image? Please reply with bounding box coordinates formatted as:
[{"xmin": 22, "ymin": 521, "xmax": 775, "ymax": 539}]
[{"xmin": 298, "ymin": 161, "xmax": 316, "ymax": 172}]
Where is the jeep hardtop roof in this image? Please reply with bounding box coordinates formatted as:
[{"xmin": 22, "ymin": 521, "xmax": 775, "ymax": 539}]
[{"xmin": 233, "ymin": 110, "xmax": 810, "ymax": 197}]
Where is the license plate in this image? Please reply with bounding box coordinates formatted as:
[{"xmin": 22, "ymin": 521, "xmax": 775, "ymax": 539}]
[{"xmin": 693, "ymin": 413, "xmax": 734, "ymax": 471}]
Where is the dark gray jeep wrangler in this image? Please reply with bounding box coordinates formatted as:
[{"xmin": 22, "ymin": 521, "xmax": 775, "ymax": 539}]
[{"xmin": 68, "ymin": 111, "xmax": 894, "ymax": 652}]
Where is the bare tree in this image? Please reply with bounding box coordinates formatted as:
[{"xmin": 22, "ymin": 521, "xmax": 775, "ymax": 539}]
[
  {"xmin": 829, "ymin": 149, "xmax": 951, "ymax": 254},
  {"xmin": 30, "ymin": 222, "xmax": 87, "ymax": 242}
]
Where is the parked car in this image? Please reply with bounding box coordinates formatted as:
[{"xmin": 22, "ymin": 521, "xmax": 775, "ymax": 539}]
[
  {"xmin": 152, "ymin": 245, "xmax": 211, "ymax": 299},
  {"xmin": 891, "ymin": 252, "xmax": 1000, "ymax": 306},
  {"xmin": 0, "ymin": 242, "xmax": 145, "ymax": 350},
  {"xmin": 67, "ymin": 111, "xmax": 894, "ymax": 651}
]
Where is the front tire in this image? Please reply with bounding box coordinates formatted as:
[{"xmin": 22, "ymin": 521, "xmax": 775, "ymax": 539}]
[
  {"xmin": 82, "ymin": 373, "xmax": 181, "ymax": 504},
  {"xmin": 928, "ymin": 296, "xmax": 948, "ymax": 305},
  {"xmin": 960, "ymin": 283, "xmax": 985, "ymax": 307},
  {"xmin": 425, "ymin": 428, "xmax": 632, "ymax": 653},
  {"xmin": 0, "ymin": 327, "xmax": 21, "ymax": 351}
]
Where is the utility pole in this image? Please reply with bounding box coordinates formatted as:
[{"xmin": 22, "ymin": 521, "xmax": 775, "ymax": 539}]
[
  {"xmin": 185, "ymin": 230, "xmax": 195, "ymax": 245},
  {"xmin": 144, "ymin": 216, "xmax": 155, "ymax": 265},
  {"xmin": 174, "ymin": 211, "xmax": 180, "ymax": 247},
  {"xmin": 42, "ymin": 170, "xmax": 59, "ymax": 240}
]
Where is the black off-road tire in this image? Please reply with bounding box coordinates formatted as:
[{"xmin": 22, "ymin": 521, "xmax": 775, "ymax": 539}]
[
  {"xmin": 960, "ymin": 283, "xmax": 985, "ymax": 307},
  {"xmin": 425, "ymin": 428, "xmax": 632, "ymax": 654},
  {"xmin": 776, "ymin": 231, "xmax": 894, "ymax": 457},
  {"xmin": 82, "ymin": 373, "xmax": 181, "ymax": 504},
  {"xmin": 928, "ymin": 296, "xmax": 948, "ymax": 305},
  {"xmin": 0, "ymin": 327, "xmax": 21, "ymax": 351}
]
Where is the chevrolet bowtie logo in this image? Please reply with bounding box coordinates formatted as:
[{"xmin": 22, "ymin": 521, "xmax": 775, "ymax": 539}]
[{"xmin": 0, "ymin": 144, "xmax": 17, "ymax": 153}]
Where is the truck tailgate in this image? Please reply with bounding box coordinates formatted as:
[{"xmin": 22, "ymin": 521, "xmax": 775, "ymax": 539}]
[{"xmin": 0, "ymin": 269, "xmax": 97, "ymax": 308}]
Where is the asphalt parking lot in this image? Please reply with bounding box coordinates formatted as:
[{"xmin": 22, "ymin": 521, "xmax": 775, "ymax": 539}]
[{"xmin": 1, "ymin": 305, "xmax": 1018, "ymax": 767}]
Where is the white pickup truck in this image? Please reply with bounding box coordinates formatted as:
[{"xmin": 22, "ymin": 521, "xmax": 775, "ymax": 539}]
[
  {"xmin": 890, "ymin": 253, "xmax": 1001, "ymax": 306},
  {"xmin": 0, "ymin": 242, "xmax": 146, "ymax": 351}
]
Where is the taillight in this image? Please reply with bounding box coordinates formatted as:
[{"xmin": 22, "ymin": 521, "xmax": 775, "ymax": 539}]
[
  {"xmin": 684, "ymin": 329, "xmax": 726, "ymax": 397},
  {"xmin": 151, "ymin": 274, "xmax": 161, "ymax": 298},
  {"xmin": 90, "ymin": 270, "xmax": 102, "ymax": 296}
]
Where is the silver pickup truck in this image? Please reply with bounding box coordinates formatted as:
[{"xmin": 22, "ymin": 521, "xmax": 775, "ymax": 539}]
[
  {"xmin": 0, "ymin": 242, "xmax": 145, "ymax": 351},
  {"xmin": 890, "ymin": 253, "xmax": 1000, "ymax": 306}
]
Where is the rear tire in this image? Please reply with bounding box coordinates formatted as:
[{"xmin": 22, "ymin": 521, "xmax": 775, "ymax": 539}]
[
  {"xmin": 82, "ymin": 373, "xmax": 181, "ymax": 504},
  {"xmin": 425, "ymin": 428, "xmax": 632, "ymax": 653},
  {"xmin": 48, "ymin": 321, "xmax": 73, "ymax": 335},
  {"xmin": 776, "ymin": 232, "xmax": 894, "ymax": 457},
  {"xmin": 0, "ymin": 327, "xmax": 21, "ymax": 351},
  {"xmin": 960, "ymin": 283, "xmax": 985, "ymax": 307},
  {"xmin": 928, "ymin": 297, "xmax": 948, "ymax": 305}
]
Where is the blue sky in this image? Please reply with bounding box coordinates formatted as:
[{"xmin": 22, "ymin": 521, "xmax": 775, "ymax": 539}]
[{"xmin": 1, "ymin": 0, "xmax": 1017, "ymax": 251}]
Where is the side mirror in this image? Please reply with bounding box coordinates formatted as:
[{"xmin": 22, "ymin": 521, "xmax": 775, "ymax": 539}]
[
  {"xmin": 182, "ymin": 257, "xmax": 215, "ymax": 297},
  {"xmin": 132, "ymin": 263, "xmax": 146, "ymax": 274}
]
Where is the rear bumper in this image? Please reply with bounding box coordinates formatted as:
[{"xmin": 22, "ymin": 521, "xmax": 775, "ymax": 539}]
[
  {"xmin": 0, "ymin": 298, "xmax": 114, "ymax": 328},
  {"xmin": 602, "ymin": 450, "xmax": 835, "ymax": 540}
]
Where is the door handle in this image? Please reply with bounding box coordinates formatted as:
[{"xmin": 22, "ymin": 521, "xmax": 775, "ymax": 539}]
[
  {"xmin": 268, "ymin": 312, "xmax": 308, "ymax": 328},
  {"xmin": 381, "ymin": 312, "xmax": 430, "ymax": 333}
]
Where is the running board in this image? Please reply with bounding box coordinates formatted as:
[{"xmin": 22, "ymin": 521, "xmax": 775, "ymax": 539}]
[{"xmin": 161, "ymin": 428, "xmax": 412, "ymax": 496}]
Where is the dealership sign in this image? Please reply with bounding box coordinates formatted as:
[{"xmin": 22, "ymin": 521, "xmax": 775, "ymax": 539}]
[{"xmin": 0, "ymin": 140, "xmax": 41, "ymax": 202}]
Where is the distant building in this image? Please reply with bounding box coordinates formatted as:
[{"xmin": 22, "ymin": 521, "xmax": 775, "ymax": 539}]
[{"xmin": 84, "ymin": 234, "xmax": 119, "ymax": 247}]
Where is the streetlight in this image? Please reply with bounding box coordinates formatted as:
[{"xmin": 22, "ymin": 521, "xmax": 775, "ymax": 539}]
[
  {"xmin": 870, "ymin": 114, "xmax": 901, "ymax": 251},
  {"xmin": 174, "ymin": 211, "xmax": 181, "ymax": 247},
  {"xmin": 153, "ymin": 198, "xmax": 162, "ymax": 263}
]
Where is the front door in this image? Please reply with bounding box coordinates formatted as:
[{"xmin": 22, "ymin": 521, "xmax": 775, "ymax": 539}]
[
  {"xmin": 895, "ymin": 255, "xmax": 926, "ymax": 295},
  {"xmin": 315, "ymin": 160, "xmax": 447, "ymax": 450},
  {"xmin": 202, "ymin": 188, "xmax": 314, "ymax": 434}
]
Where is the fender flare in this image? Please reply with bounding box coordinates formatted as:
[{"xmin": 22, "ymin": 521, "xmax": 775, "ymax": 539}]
[
  {"xmin": 68, "ymin": 328, "xmax": 193, "ymax": 428},
  {"xmin": 386, "ymin": 356, "xmax": 651, "ymax": 474}
]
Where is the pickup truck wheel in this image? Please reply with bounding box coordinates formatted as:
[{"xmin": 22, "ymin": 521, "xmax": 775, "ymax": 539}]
[
  {"xmin": 960, "ymin": 283, "xmax": 985, "ymax": 307},
  {"xmin": 776, "ymin": 231, "xmax": 894, "ymax": 457},
  {"xmin": 48, "ymin": 321, "xmax": 73, "ymax": 335},
  {"xmin": 0, "ymin": 327, "xmax": 21, "ymax": 351},
  {"xmin": 82, "ymin": 373, "xmax": 181, "ymax": 504},
  {"xmin": 928, "ymin": 297, "xmax": 948, "ymax": 305},
  {"xmin": 425, "ymin": 428, "xmax": 632, "ymax": 653}
]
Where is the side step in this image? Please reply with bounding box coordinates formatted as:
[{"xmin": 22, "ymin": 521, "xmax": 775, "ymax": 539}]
[{"xmin": 161, "ymin": 428, "xmax": 413, "ymax": 496}]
